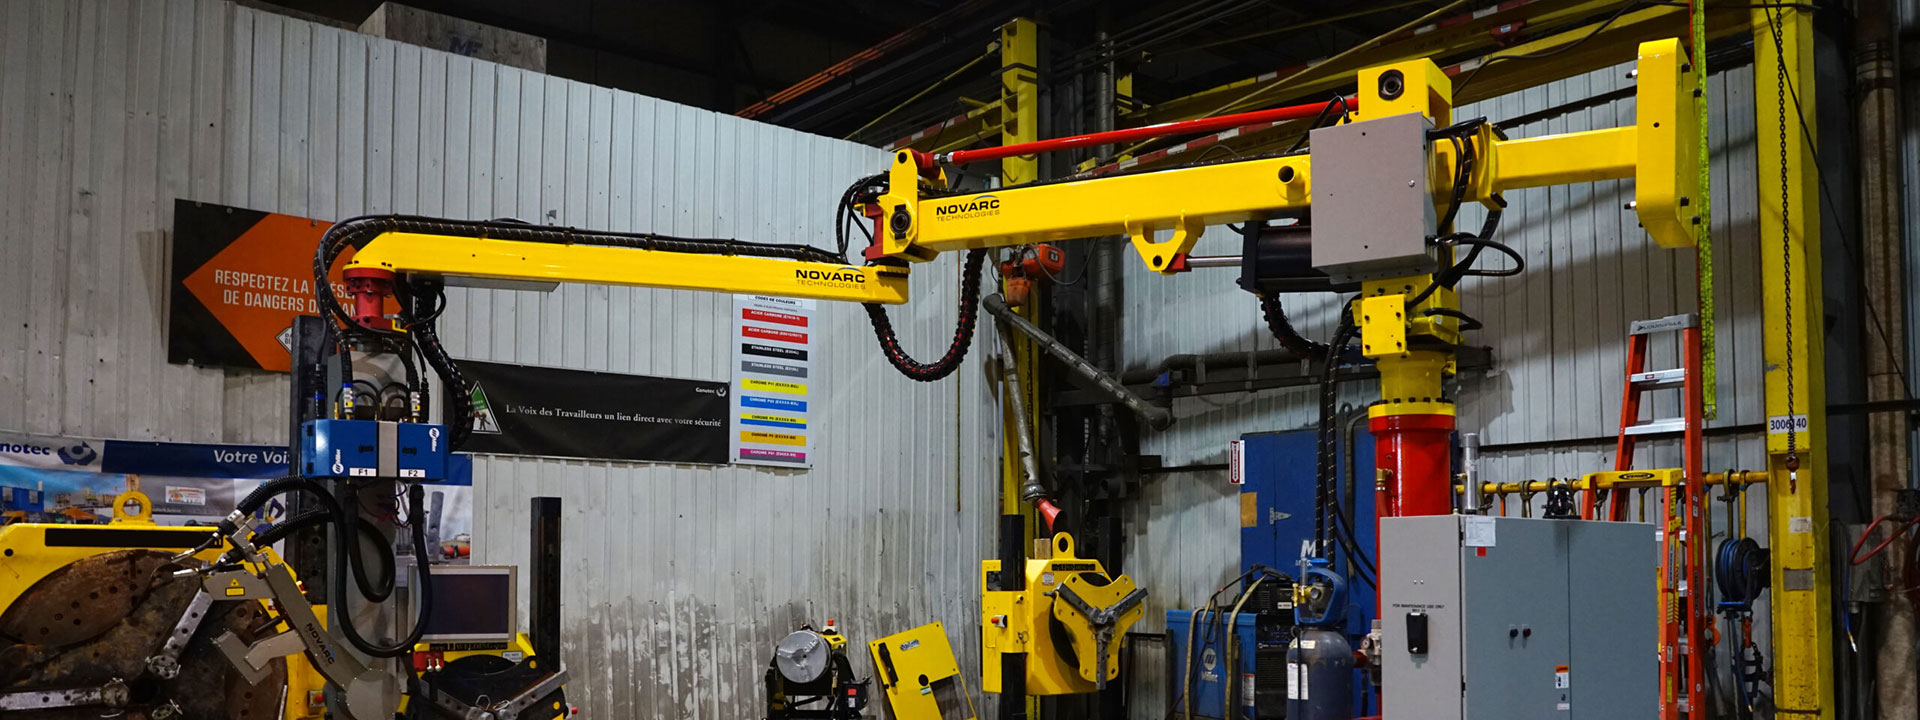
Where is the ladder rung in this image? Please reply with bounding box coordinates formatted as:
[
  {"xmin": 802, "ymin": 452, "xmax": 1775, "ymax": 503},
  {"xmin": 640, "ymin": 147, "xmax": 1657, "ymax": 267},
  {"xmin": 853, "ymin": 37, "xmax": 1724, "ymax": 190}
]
[
  {"xmin": 1629, "ymin": 314, "xmax": 1698, "ymax": 336},
  {"xmin": 1625, "ymin": 418, "xmax": 1688, "ymax": 436},
  {"xmin": 1629, "ymin": 368, "xmax": 1687, "ymax": 389}
]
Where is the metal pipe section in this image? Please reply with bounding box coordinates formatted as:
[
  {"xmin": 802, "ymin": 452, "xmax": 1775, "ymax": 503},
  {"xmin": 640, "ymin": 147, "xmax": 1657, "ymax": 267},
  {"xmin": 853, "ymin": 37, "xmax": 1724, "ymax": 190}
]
[
  {"xmin": 1460, "ymin": 432, "xmax": 1483, "ymax": 514},
  {"xmin": 1182, "ymin": 254, "xmax": 1242, "ymax": 268},
  {"xmin": 1856, "ymin": 1, "xmax": 1917, "ymax": 710},
  {"xmin": 995, "ymin": 327, "xmax": 1047, "ymax": 508},
  {"xmin": 937, "ymin": 98, "xmax": 1350, "ymax": 166},
  {"xmin": 983, "ymin": 293, "xmax": 1175, "ymax": 429},
  {"xmin": 1472, "ymin": 471, "xmax": 1770, "ymax": 496}
]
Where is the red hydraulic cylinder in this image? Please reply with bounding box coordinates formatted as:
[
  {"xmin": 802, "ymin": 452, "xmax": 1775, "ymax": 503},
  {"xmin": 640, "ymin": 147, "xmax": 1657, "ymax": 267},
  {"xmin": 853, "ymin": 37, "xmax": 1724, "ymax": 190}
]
[
  {"xmin": 1370, "ymin": 413, "xmax": 1455, "ymax": 518},
  {"xmin": 931, "ymin": 97, "xmax": 1356, "ymax": 166}
]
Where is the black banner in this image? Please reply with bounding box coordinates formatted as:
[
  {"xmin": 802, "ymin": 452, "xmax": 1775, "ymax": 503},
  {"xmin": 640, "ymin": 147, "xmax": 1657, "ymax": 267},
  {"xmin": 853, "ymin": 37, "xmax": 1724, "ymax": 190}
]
[{"xmin": 457, "ymin": 361, "xmax": 729, "ymax": 464}]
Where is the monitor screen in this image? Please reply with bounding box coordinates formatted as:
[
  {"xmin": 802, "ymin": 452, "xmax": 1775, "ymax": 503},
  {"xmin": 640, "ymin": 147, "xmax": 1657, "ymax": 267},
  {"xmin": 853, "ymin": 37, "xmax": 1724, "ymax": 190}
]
[{"xmin": 418, "ymin": 566, "xmax": 516, "ymax": 643}]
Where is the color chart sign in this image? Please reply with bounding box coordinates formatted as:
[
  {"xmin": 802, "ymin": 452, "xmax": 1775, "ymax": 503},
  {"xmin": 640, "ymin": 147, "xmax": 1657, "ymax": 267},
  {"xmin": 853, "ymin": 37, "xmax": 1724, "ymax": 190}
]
[{"xmin": 730, "ymin": 295, "xmax": 815, "ymax": 467}]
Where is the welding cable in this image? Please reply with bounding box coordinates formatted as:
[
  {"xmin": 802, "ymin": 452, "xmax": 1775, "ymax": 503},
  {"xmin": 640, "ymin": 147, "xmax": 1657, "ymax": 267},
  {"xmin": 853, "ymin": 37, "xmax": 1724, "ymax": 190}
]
[
  {"xmin": 1285, "ymin": 95, "xmax": 1353, "ymax": 154},
  {"xmin": 228, "ymin": 477, "xmax": 397, "ymax": 602},
  {"xmin": 242, "ymin": 507, "xmax": 395, "ymax": 598},
  {"xmin": 332, "ymin": 481, "xmax": 432, "ymax": 658},
  {"xmin": 1420, "ymin": 308, "xmax": 1484, "ymax": 332}
]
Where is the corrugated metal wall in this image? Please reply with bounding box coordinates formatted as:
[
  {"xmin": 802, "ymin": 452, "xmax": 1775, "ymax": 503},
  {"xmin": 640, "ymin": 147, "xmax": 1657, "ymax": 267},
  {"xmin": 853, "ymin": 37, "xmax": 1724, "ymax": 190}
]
[
  {"xmin": 1117, "ymin": 63, "xmax": 1774, "ymax": 717},
  {"xmin": 0, "ymin": 1, "xmax": 1002, "ymax": 717}
]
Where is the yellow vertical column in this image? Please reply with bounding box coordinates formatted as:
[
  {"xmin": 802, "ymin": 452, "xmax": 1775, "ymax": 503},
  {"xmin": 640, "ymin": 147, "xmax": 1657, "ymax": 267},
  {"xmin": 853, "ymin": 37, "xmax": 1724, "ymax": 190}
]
[
  {"xmin": 997, "ymin": 17, "xmax": 1041, "ymax": 719},
  {"xmin": 1754, "ymin": 7, "xmax": 1834, "ymax": 719},
  {"xmin": 998, "ymin": 17, "xmax": 1040, "ymax": 521}
]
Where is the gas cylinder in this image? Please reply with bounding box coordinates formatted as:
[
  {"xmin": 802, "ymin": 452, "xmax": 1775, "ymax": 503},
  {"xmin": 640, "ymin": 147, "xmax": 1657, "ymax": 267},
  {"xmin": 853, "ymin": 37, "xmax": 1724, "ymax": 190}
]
[
  {"xmin": 1286, "ymin": 626, "xmax": 1354, "ymax": 720},
  {"xmin": 1286, "ymin": 559, "xmax": 1353, "ymax": 720}
]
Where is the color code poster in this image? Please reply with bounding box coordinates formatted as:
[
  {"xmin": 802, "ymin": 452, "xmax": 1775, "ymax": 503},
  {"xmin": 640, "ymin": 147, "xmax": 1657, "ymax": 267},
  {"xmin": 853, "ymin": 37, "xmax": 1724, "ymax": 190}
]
[{"xmin": 730, "ymin": 295, "xmax": 815, "ymax": 467}]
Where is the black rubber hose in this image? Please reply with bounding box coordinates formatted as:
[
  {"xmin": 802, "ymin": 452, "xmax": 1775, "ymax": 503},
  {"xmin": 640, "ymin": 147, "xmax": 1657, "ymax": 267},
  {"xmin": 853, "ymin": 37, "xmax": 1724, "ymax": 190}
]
[
  {"xmin": 249, "ymin": 508, "xmax": 332, "ymax": 548},
  {"xmin": 337, "ymin": 484, "xmax": 400, "ymax": 603},
  {"xmin": 234, "ymin": 476, "xmax": 311, "ymax": 518},
  {"xmin": 332, "ymin": 482, "xmax": 432, "ymax": 658},
  {"xmin": 863, "ymin": 249, "xmax": 989, "ymax": 382}
]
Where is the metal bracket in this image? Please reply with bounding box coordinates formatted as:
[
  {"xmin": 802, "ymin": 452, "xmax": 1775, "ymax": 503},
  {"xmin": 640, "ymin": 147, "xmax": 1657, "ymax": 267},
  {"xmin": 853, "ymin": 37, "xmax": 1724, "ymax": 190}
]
[
  {"xmin": 0, "ymin": 679, "xmax": 130, "ymax": 711},
  {"xmin": 1127, "ymin": 218, "xmax": 1203, "ymax": 275},
  {"xmin": 216, "ymin": 628, "xmax": 307, "ymax": 686},
  {"xmin": 147, "ymin": 588, "xmax": 215, "ymax": 679}
]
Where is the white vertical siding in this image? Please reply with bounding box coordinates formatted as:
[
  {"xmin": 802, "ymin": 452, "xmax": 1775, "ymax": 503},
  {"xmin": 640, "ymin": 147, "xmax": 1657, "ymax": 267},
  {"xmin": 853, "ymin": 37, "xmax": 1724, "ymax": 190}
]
[
  {"xmin": 0, "ymin": 2, "xmax": 1001, "ymax": 717},
  {"xmin": 1117, "ymin": 64, "xmax": 1774, "ymax": 718}
]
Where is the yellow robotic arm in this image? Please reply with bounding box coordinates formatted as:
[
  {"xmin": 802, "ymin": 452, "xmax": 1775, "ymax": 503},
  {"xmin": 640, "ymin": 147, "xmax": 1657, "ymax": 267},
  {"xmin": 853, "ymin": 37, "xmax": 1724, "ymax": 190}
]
[{"xmin": 318, "ymin": 38, "xmax": 1699, "ymax": 705}]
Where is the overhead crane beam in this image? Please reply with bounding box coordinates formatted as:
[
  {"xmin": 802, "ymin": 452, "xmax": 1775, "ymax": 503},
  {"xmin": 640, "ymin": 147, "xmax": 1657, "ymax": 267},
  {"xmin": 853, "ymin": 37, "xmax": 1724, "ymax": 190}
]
[{"xmin": 1086, "ymin": 2, "xmax": 1751, "ymax": 174}]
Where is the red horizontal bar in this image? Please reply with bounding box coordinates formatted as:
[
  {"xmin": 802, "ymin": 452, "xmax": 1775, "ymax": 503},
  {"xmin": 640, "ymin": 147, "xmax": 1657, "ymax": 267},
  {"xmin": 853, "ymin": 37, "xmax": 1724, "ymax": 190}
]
[{"xmin": 940, "ymin": 97, "xmax": 1354, "ymax": 166}]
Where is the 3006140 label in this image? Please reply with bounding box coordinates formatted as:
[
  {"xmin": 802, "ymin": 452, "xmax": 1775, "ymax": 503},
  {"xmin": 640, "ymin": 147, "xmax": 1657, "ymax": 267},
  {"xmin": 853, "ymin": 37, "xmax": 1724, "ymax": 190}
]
[{"xmin": 1767, "ymin": 414, "xmax": 1809, "ymax": 434}]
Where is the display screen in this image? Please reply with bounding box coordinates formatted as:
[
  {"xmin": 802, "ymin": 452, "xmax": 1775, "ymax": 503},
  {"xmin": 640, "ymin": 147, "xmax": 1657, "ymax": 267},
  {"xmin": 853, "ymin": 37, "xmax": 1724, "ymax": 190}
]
[{"xmin": 420, "ymin": 570, "xmax": 514, "ymax": 641}]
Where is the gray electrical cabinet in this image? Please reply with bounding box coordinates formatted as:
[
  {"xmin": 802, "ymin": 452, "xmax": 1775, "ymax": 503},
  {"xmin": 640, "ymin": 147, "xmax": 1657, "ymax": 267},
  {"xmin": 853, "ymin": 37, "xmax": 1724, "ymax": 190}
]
[
  {"xmin": 1309, "ymin": 112, "xmax": 1438, "ymax": 283},
  {"xmin": 1380, "ymin": 515, "xmax": 1656, "ymax": 720}
]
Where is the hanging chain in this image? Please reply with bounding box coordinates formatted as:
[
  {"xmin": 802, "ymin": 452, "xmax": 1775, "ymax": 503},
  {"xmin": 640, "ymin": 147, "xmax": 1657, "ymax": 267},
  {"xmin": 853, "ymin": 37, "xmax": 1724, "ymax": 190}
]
[{"xmin": 1768, "ymin": 9, "xmax": 1801, "ymax": 483}]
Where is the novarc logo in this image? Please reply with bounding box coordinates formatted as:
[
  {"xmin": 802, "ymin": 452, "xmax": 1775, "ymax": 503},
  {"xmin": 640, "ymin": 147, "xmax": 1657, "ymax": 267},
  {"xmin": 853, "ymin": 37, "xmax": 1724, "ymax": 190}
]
[
  {"xmin": 794, "ymin": 267, "xmax": 867, "ymax": 284},
  {"xmin": 935, "ymin": 194, "xmax": 1001, "ymax": 217}
]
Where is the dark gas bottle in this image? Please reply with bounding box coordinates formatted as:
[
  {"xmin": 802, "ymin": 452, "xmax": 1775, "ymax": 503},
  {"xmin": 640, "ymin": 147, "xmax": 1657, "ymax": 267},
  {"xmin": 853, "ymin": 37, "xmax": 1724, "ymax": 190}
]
[{"xmin": 1286, "ymin": 626, "xmax": 1353, "ymax": 720}]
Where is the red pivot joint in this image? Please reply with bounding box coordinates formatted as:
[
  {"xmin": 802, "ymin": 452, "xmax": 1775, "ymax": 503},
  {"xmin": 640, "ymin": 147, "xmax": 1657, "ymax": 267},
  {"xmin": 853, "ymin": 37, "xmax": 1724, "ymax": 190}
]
[{"xmin": 342, "ymin": 266, "xmax": 396, "ymax": 331}]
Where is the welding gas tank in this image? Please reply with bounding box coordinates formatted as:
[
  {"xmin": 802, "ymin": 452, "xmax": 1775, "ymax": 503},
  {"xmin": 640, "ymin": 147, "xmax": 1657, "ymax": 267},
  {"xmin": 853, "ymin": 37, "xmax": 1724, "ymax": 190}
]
[{"xmin": 1286, "ymin": 627, "xmax": 1353, "ymax": 720}]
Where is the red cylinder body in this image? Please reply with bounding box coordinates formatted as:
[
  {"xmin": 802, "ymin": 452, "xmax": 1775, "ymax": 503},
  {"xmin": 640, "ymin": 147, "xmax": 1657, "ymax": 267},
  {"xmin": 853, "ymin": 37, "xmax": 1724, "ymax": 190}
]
[
  {"xmin": 1369, "ymin": 413, "xmax": 1455, "ymax": 518},
  {"xmin": 342, "ymin": 267, "xmax": 395, "ymax": 330}
]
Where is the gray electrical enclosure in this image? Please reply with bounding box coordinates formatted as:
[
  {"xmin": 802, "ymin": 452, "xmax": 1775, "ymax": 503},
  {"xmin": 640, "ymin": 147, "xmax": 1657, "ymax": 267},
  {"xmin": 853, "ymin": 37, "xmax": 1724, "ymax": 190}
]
[
  {"xmin": 1308, "ymin": 112, "xmax": 1437, "ymax": 283},
  {"xmin": 1380, "ymin": 515, "xmax": 1656, "ymax": 720}
]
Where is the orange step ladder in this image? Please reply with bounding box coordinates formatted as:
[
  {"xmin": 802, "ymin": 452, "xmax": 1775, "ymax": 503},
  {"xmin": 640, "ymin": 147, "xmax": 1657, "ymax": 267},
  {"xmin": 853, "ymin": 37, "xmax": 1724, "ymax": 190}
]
[{"xmin": 1584, "ymin": 313, "xmax": 1706, "ymax": 720}]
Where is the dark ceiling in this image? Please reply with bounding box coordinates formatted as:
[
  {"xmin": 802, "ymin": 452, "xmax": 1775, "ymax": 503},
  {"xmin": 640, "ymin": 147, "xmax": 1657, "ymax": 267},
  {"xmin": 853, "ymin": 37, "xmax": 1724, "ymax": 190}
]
[{"xmin": 251, "ymin": 0, "xmax": 1448, "ymax": 144}]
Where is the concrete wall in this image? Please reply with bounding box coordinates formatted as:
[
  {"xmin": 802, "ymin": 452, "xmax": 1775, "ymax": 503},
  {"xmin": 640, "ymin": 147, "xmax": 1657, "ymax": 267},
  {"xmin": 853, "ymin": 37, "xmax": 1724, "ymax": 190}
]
[{"xmin": 0, "ymin": 1, "xmax": 1001, "ymax": 716}]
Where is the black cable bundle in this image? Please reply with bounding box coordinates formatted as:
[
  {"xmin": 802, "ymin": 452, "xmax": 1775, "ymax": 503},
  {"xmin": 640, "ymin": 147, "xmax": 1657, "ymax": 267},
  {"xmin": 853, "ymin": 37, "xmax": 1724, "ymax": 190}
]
[
  {"xmin": 863, "ymin": 249, "xmax": 989, "ymax": 381},
  {"xmin": 313, "ymin": 215, "xmax": 856, "ymax": 448},
  {"xmin": 1258, "ymin": 293, "xmax": 1328, "ymax": 359},
  {"xmin": 1311, "ymin": 300, "xmax": 1377, "ymax": 588},
  {"xmin": 833, "ymin": 173, "xmax": 989, "ymax": 382},
  {"xmin": 1407, "ymin": 118, "xmax": 1520, "ymax": 311}
]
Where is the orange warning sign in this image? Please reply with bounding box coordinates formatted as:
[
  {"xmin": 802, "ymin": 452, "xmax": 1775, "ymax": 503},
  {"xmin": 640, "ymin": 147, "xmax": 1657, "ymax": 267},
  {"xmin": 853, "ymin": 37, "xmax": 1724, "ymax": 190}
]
[{"xmin": 169, "ymin": 201, "xmax": 393, "ymax": 372}]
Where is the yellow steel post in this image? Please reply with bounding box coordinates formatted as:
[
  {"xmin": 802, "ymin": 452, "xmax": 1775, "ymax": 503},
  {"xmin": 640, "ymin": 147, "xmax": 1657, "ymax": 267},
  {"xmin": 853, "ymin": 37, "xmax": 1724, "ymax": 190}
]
[
  {"xmin": 998, "ymin": 17, "xmax": 1041, "ymax": 718},
  {"xmin": 1753, "ymin": 6, "xmax": 1833, "ymax": 719},
  {"xmin": 999, "ymin": 17, "xmax": 1040, "ymax": 521}
]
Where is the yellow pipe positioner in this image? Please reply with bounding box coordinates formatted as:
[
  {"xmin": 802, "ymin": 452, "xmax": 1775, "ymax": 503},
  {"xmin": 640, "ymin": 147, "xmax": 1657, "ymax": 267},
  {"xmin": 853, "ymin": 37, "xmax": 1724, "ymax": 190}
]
[{"xmin": 981, "ymin": 533, "xmax": 1145, "ymax": 695}]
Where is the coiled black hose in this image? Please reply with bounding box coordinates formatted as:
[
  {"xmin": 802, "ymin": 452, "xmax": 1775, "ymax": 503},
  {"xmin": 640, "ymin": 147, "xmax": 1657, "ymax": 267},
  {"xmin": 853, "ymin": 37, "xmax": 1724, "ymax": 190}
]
[
  {"xmin": 1715, "ymin": 537, "xmax": 1770, "ymax": 609},
  {"xmin": 862, "ymin": 249, "xmax": 989, "ymax": 381}
]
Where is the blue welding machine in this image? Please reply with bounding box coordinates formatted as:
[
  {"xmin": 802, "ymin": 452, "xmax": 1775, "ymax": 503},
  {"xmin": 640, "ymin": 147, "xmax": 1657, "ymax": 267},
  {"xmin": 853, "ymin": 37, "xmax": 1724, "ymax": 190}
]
[
  {"xmin": 300, "ymin": 419, "xmax": 450, "ymax": 480},
  {"xmin": 1166, "ymin": 610, "xmax": 1259, "ymax": 720}
]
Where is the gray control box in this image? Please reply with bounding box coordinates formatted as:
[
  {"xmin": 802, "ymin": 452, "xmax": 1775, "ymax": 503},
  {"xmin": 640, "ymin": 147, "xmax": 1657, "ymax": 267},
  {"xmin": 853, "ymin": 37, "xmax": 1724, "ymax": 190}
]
[
  {"xmin": 1309, "ymin": 112, "xmax": 1437, "ymax": 283},
  {"xmin": 1380, "ymin": 515, "xmax": 1656, "ymax": 720}
]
